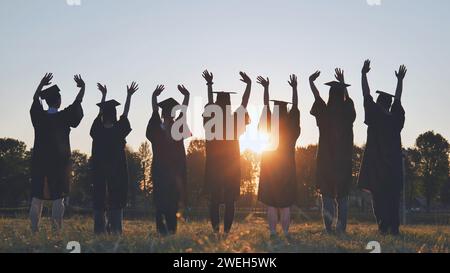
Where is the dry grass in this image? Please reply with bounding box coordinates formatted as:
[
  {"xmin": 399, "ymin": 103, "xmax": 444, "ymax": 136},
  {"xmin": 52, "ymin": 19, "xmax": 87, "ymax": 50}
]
[{"xmin": 0, "ymin": 215, "xmax": 448, "ymax": 253}]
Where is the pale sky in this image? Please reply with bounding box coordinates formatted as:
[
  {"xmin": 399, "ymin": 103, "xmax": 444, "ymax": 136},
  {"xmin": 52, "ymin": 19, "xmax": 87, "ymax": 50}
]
[{"xmin": 0, "ymin": 0, "xmax": 449, "ymax": 154}]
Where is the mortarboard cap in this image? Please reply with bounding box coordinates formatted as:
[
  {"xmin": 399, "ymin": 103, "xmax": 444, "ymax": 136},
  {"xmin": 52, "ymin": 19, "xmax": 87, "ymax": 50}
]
[
  {"xmin": 96, "ymin": 99, "xmax": 121, "ymax": 109},
  {"xmin": 213, "ymin": 91, "xmax": 236, "ymax": 104},
  {"xmin": 158, "ymin": 98, "xmax": 180, "ymax": 112},
  {"xmin": 376, "ymin": 90, "xmax": 395, "ymax": 98},
  {"xmin": 325, "ymin": 81, "xmax": 351, "ymax": 88},
  {"xmin": 270, "ymin": 100, "xmax": 292, "ymax": 106},
  {"xmin": 40, "ymin": 85, "xmax": 61, "ymax": 100}
]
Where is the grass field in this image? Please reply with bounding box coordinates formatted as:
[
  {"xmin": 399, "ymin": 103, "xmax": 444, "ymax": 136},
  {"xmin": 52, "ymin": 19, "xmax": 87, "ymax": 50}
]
[{"xmin": 0, "ymin": 215, "xmax": 448, "ymax": 253}]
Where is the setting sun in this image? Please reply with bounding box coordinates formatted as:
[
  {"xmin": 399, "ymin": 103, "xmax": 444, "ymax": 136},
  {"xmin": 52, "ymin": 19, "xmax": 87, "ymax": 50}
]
[{"xmin": 239, "ymin": 132, "xmax": 270, "ymax": 154}]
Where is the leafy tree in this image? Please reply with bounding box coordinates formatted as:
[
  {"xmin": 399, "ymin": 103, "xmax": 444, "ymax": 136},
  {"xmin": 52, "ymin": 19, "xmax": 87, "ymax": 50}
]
[
  {"xmin": 126, "ymin": 146, "xmax": 145, "ymax": 208},
  {"xmin": 415, "ymin": 131, "xmax": 449, "ymax": 210},
  {"xmin": 70, "ymin": 150, "xmax": 91, "ymax": 207},
  {"xmin": 239, "ymin": 150, "xmax": 259, "ymax": 207},
  {"xmin": 186, "ymin": 139, "xmax": 206, "ymax": 207},
  {"xmin": 404, "ymin": 148, "xmax": 421, "ymax": 208},
  {"xmin": 0, "ymin": 138, "xmax": 30, "ymax": 206},
  {"xmin": 295, "ymin": 145, "xmax": 318, "ymax": 208}
]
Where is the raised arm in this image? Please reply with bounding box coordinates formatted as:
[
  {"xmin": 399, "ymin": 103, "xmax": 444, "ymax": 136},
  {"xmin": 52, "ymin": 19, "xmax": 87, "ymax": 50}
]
[
  {"xmin": 152, "ymin": 85, "xmax": 165, "ymax": 113},
  {"xmin": 74, "ymin": 74, "xmax": 86, "ymax": 102},
  {"xmin": 288, "ymin": 74, "xmax": 298, "ymax": 107},
  {"xmin": 256, "ymin": 76, "xmax": 270, "ymax": 105},
  {"xmin": 239, "ymin": 71, "xmax": 252, "ymax": 108},
  {"xmin": 309, "ymin": 71, "xmax": 321, "ymax": 100},
  {"xmin": 178, "ymin": 84, "xmax": 190, "ymax": 106},
  {"xmin": 335, "ymin": 68, "xmax": 349, "ymax": 99},
  {"xmin": 34, "ymin": 73, "xmax": 53, "ymax": 101},
  {"xmin": 123, "ymin": 81, "xmax": 139, "ymax": 117},
  {"xmin": 394, "ymin": 65, "xmax": 407, "ymax": 101},
  {"xmin": 202, "ymin": 70, "xmax": 214, "ymax": 104},
  {"xmin": 96, "ymin": 83, "xmax": 107, "ymax": 104},
  {"xmin": 95, "ymin": 83, "xmax": 107, "ymax": 115},
  {"xmin": 361, "ymin": 60, "xmax": 371, "ymax": 97}
]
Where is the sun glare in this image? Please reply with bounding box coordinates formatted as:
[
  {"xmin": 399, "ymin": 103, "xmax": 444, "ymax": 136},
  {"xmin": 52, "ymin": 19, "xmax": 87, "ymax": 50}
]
[{"xmin": 239, "ymin": 132, "xmax": 270, "ymax": 154}]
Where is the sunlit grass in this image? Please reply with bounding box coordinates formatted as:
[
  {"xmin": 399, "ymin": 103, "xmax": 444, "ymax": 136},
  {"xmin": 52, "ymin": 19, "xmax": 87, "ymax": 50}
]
[{"xmin": 0, "ymin": 216, "xmax": 448, "ymax": 253}]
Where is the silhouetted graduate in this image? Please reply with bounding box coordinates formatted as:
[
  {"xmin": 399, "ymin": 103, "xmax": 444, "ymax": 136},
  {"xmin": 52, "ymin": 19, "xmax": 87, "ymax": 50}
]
[
  {"xmin": 90, "ymin": 82, "xmax": 138, "ymax": 234},
  {"xmin": 146, "ymin": 84, "xmax": 191, "ymax": 235},
  {"xmin": 309, "ymin": 69, "xmax": 356, "ymax": 234},
  {"xmin": 202, "ymin": 70, "xmax": 251, "ymax": 234},
  {"xmin": 358, "ymin": 60, "xmax": 407, "ymax": 235},
  {"xmin": 29, "ymin": 73, "xmax": 85, "ymax": 232},
  {"xmin": 257, "ymin": 74, "xmax": 300, "ymax": 236}
]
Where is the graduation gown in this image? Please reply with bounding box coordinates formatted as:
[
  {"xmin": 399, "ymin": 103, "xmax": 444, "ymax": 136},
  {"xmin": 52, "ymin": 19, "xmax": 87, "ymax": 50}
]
[
  {"xmin": 258, "ymin": 106, "xmax": 301, "ymax": 207},
  {"xmin": 90, "ymin": 115, "xmax": 131, "ymax": 210},
  {"xmin": 203, "ymin": 104, "xmax": 250, "ymax": 202},
  {"xmin": 146, "ymin": 111, "xmax": 189, "ymax": 210},
  {"xmin": 310, "ymin": 97, "xmax": 356, "ymax": 198},
  {"xmin": 30, "ymin": 98, "xmax": 83, "ymax": 200},
  {"xmin": 358, "ymin": 95, "xmax": 405, "ymax": 194}
]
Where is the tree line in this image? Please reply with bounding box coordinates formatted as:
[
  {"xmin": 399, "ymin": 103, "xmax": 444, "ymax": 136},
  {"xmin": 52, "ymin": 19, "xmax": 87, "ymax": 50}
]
[{"xmin": 0, "ymin": 130, "xmax": 448, "ymax": 211}]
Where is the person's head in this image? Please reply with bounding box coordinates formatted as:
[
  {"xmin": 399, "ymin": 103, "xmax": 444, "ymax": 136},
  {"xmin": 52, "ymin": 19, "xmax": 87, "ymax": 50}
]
[
  {"xmin": 213, "ymin": 92, "xmax": 235, "ymax": 109},
  {"xmin": 325, "ymin": 81, "xmax": 349, "ymax": 108},
  {"xmin": 376, "ymin": 91, "xmax": 394, "ymax": 111},
  {"xmin": 271, "ymin": 100, "xmax": 289, "ymax": 119},
  {"xmin": 158, "ymin": 97, "xmax": 180, "ymax": 124},
  {"xmin": 40, "ymin": 85, "xmax": 62, "ymax": 109},
  {"xmin": 97, "ymin": 100, "xmax": 120, "ymax": 125}
]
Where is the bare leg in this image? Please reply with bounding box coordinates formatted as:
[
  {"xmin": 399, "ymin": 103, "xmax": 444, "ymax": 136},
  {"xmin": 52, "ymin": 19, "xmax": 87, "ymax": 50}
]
[
  {"xmin": 51, "ymin": 198, "xmax": 65, "ymax": 231},
  {"xmin": 280, "ymin": 207, "xmax": 291, "ymax": 235},
  {"xmin": 30, "ymin": 197, "xmax": 43, "ymax": 233},
  {"xmin": 267, "ymin": 206, "xmax": 278, "ymax": 235}
]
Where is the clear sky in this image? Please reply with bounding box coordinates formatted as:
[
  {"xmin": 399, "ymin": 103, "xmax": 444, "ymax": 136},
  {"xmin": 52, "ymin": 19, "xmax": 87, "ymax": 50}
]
[{"xmin": 1, "ymin": 0, "xmax": 449, "ymax": 154}]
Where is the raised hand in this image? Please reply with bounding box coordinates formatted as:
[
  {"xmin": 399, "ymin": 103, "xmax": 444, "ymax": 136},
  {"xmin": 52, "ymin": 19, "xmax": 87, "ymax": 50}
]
[
  {"xmin": 239, "ymin": 71, "xmax": 252, "ymax": 85},
  {"xmin": 40, "ymin": 73, "xmax": 53, "ymax": 87},
  {"xmin": 202, "ymin": 70, "xmax": 214, "ymax": 84},
  {"xmin": 153, "ymin": 84, "xmax": 165, "ymax": 96},
  {"xmin": 256, "ymin": 76, "xmax": 269, "ymax": 88},
  {"xmin": 178, "ymin": 84, "xmax": 190, "ymax": 95},
  {"xmin": 362, "ymin": 60, "xmax": 371, "ymax": 74},
  {"xmin": 97, "ymin": 83, "xmax": 107, "ymax": 96},
  {"xmin": 395, "ymin": 65, "xmax": 407, "ymax": 80},
  {"xmin": 74, "ymin": 74, "xmax": 85, "ymax": 88},
  {"xmin": 127, "ymin": 81, "xmax": 139, "ymax": 96},
  {"xmin": 288, "ymin": 74, "xmax": 298, "ymax": 88},
  {"xmin": 309, "ymin": 70, "xmax": 321, "ymax": 82},
  {"xmin": 335, "ymin": 68, "xmax": 345, "ymax": 83}
]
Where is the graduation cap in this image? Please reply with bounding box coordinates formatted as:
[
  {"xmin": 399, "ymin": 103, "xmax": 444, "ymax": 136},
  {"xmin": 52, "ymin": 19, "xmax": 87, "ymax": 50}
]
[
  {"xmin": 40, "ymin": 85, "xmax": 61, "ymax": 100},
  {"xmin": 270, "ymin": 100, "xmax": 292, "ymax": 113},
  {"xmin": 213, "ymin": 91, "xmax": 236, "ymax": 105},
  {"xmin": 213, "ymin": 91, "xmax": 237, "ymax": 101},
  {"xmin": 158, "ymin": 98, "xmax": 180, "ymax": 113},
  {"xmin": 325, "ymin": 81, "xmax": 351, "ymax": 88},
  {"xmin": 270, "ymin": 100, "xmax": 292, "ymax": 106},
  {"xmin": 376, "ymin": 90, "xmax": 395, "ymax": 98},
  {"xmin": 96, "ymin": 99, "xmax": 121, "ymax": 110}
]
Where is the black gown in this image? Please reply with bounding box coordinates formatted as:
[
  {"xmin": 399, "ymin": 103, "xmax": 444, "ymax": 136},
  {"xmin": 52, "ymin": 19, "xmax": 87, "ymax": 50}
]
[
  {"xmin": 258, "ymin": 106, "xmax": 301, "ymax": 208},
  {"xmin": 90, "ymin": 115, "xmax": 131, "ymax": 210},
  {"xmin": 358, "ymin": 95, "xmax": 405, "ymax": 194},
  {"xmin": 203, "ymin": 104, "xmax": 250, "ymax": 202},
  {"xmin": 30, "ymin": 98, "xmax": 83, "ymax": 200},
  {"xmin": 146, "ymin": 111, "xmax": 189, "ymax": 211},
  {"xmin": 311, "ymin": 97, "xmax": 356, "ymax": 198}
]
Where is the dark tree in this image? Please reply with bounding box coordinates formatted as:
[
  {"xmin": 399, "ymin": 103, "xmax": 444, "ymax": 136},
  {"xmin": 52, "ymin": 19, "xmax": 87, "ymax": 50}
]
[
  {"xmin": 186, "ymin": 139, "xmax": 206, "ymax": 207},
  {"xmin": 126, "ymin": 146, "xmax": 145, "ymax": 208},
  {"xmin": 0, "ymin": 138, "xmax": 30, "ymax": 206},
  {"xmin": 415, "ymin": 131, "xmax": 449, "ymax": 211},
  {"xmin": 70, "ymin": 150, "xmax": 91, "ymax": 207},
  {"xmin": 239, "ymin": 150, "xmax": 259, "ymax": 207},
  {"xmin": 295, "ymin": 145, "xmax": 318, "ymax": 208}
]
